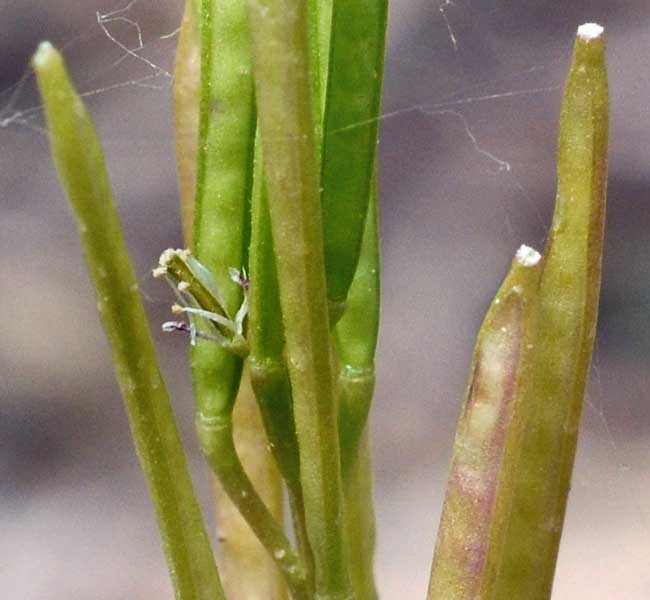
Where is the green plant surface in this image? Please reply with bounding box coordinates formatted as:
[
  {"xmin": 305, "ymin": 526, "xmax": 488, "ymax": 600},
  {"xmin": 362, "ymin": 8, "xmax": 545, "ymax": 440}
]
[
  {"xmin": 158, "ymin": 251, "xmax": 306, "ymax": 595},
  {"xmin": 319, "ymin": 6, "xmax": 386, "ymax": 596},
  {"xmin": 169, "ymin": 2, "xmax": 311, "ymax": 595},
  {"xmin": 306, "ymin": 0, "xmax": 332, "ymax": 139},
  {"xmin": 248, "ymin": 156, "xmax": 301, "ymax": 500},
  {"xmin": 321, "ymin": 0, "xmax": 388, "ymax": 314},
  {"xmin": 32, "ymin": 42, "xmax": 224, "ymax": 600},
  {"xmin": 427, "ymin": 246, "xmax": 542, "ymax": 600},
  {"xmin": 246, "ymin": 0, "xmax": 352, "ymax": 597},
  {"xmin": 492, "ymin": 24, "xmax": 609, "ymax": 599}
]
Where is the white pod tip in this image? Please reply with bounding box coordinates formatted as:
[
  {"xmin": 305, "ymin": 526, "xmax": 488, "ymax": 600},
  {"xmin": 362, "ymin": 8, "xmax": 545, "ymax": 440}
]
[
  {"xmin": 515, "ymin": 244, "xmax": 542, "ymax": 267},
  {"xmin": 577, "ymin": 23, "xmax": 604, "ymax": 41}
]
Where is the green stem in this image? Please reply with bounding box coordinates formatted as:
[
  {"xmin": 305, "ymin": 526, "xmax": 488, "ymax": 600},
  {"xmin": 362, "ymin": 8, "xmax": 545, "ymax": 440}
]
[
  {"xmin": 248, "ymin": 352, "xmax": 315, "ymax": 594},
  {"xmin": 343, "ymin": 433, "xmax": 379, "ymax": 600},
  {"xmin": 246, "ymin": 1, "xmax": 353, "ymax": 597},
  {"xmin": 336, "ymin": 180, "xmax": 381, "ymax": 483},
  {"xmin": 493, "ymin": 24, "xmax": 609, "ymax": 599},
  {"xmin": 307, "ymin": 0, "xmax": 332, "ymax": 110},
  {"xmin": 33, "ymin": 42, "xmax": 224, "ymax": 600},
  {"xmin": 248, "ymin": 147, "xmax": 316, "ymax": 592},
  {"xmin": 213, "ymin": 371, "xmax": 288, "ymax": 600},
  {"xmin": 248, "ymin": 149, "xmax": 301, "ymax": 498},
  {"xmin": 335, "ymin": 183, "xmax": 381, "ymax": 599},
  {"xmin": 198, "ymin": 414, "xmax": 309, "ymax": 600}
]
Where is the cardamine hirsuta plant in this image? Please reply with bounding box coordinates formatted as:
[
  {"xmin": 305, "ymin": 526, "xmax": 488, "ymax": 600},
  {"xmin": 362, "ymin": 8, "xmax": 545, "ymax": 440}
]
[{"xmin": 33, "ymin": 0, "xmax": 608, "ymax": 595}]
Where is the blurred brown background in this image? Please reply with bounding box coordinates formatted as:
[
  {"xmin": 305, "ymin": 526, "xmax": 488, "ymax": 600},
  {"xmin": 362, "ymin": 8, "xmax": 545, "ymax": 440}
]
[{"xmin": 1, "ymin": 1, "xmax": 649, "ymax": 598}]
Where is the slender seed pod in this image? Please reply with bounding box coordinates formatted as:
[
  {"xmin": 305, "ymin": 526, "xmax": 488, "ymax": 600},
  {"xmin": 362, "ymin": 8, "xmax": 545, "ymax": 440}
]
[
  {"xmin": 173, "ymin": 6, "xmax": 286, "ymax": 592},
  {"xmin": 493, "ymin": 23, "xmax": 609, "ymax": 599},
  {"xmin": 192, "ymin": 0, "xmax": 256, "ymax": 428},
  {"xmin": 428, "ymin": 246, "xmax": 542, "ymax": 600},
  {"xmin": 33, "ymin": 42, "xmax": 224, "ymax": 600},
  {"xmin": 190, "ymin": 0, "xmax": 250, "ymax": 562},
  {"xmin": 321, "ymin": 0, "xmax": 388, "ymax": 316}
]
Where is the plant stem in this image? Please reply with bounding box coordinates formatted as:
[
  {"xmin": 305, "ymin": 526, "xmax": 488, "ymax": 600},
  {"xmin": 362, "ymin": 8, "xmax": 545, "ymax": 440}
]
[
  {"xmin": 492, "ymin": 24, "xmax": 609, "ymax": 599},
  {"xmin": 335, "ymin": 183, "xmax": 381, "ymax": 599},
  {"xmin": 248, "ymin": 159, "xmax": 301, "ymax": 493},
  {"xmin": 336, "ymin": 180, "xmax": 381, "ymax": 483},
  {"xmin": 197, "ymin": 412, "xmax": 309, "ymax": 600},
  {"xmin": 246, "ymin": 1, "xmax": 353, "ymax": 597},
  {"xmin": 33, "ymin": 42, "xmax": 224, "ymax": 600},
  {"xmin": 214, "ymin": 371, "xmax": 288, "ymax": 600},
  {"xmin": 307, "ymin": 0, "xmax": 332, "ymax": 111},
  {"xmin": 343, "ymin": 433, "xmax": 379, "ymax": 600},
  {"xmin": 427, "ymin": 247, "xmax": 542, "ymax": 600},
  {"xmin": 248, "ymin": 149, "xmax": 316, "ymax": 592}
]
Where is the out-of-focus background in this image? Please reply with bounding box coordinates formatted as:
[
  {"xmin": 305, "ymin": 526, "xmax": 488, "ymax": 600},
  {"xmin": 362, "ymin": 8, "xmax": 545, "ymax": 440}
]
[{"xmin": 2, "ymin": 1, "xmax": 649, "ymax": 598}]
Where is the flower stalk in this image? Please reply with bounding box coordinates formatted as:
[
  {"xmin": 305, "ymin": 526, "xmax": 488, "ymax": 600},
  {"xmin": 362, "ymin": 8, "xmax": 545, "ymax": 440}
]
[{"xmin": 213, "ymin": 371, "xmax": 288, "ymax": 600}]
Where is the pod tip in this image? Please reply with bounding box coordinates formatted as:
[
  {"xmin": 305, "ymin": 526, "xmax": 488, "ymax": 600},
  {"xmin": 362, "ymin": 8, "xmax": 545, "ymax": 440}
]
[
  {"xmin": 515, "ymin": 244, "xmax": 541, "ymax": 267},
  {"xmin": 32, "ymin": 41, "xmax": 56, "ymax": 68},
  {"xmin": 577, "ymin": 23, "xmax": 604, "ymax": 42}
]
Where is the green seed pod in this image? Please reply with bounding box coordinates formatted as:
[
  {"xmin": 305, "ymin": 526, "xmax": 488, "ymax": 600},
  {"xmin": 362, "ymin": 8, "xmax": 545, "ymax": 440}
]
[
  {"xmin": 493, "ymin": 23, "xmax": 609, "ymax": 600},
  {"xmin": 428, "ymin": 246, "xmax": 542, "ymax": 600},
  {"xmin": 321, "ymin": 0, "xmax": 389, "ymax": 315},
  {"xmin": 33, "ymin": 42, "xmax": 224, "ymax": 600}
]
